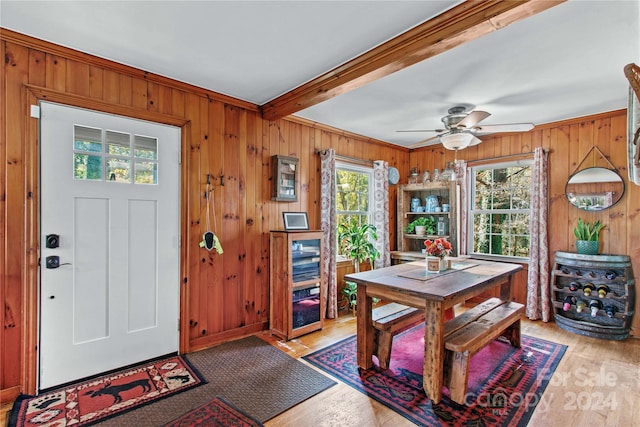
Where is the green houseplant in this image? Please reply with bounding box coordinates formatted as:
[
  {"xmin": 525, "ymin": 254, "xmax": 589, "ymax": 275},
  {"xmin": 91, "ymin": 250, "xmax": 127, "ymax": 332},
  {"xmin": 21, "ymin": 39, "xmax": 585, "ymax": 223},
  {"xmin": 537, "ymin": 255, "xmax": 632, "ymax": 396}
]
[
  {"xmin": 574, "ymin": 218, "xmax": 605, "ymax": 255},
  {"xmin": 338, "ymin": 222, "xmax": 380, "ymax": 273},
  {"xmin": 338, "ymin": 222, "xmax": 381, "ymax": 313},
  {"xmin": 405, "ymin": 216, "xmax": 436, "ymax": 235}
]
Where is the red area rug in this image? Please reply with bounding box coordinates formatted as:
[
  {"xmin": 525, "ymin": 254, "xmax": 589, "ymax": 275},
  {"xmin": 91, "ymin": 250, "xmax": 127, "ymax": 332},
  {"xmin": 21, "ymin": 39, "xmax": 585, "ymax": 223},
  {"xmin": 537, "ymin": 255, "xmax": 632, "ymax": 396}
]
[
  {"xmin": 10, "ymin": 355, "xmax": 204, "ymax": 427},
  {"xmin": 304, "ymin": 324, "xmax": 566, "ymax": 427},
  {"xmin": 164, "ymin": 396, "xmax": 263, "ymax": 427}
]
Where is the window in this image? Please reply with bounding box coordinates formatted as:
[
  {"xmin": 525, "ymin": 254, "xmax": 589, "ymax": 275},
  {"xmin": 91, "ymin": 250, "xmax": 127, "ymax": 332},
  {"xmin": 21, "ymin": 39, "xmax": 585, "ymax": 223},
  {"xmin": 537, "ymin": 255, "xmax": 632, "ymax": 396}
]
[
  {"xmin": 468, "ymin": 161, "xmax": 532, "ymax": 259},
  {"xmin": 73, "ymin": 125, "xmax": 158, "ymax": 185},
  {"xmin": 335, "ymin": 163, "xmax": 372, "ymax": 255}
]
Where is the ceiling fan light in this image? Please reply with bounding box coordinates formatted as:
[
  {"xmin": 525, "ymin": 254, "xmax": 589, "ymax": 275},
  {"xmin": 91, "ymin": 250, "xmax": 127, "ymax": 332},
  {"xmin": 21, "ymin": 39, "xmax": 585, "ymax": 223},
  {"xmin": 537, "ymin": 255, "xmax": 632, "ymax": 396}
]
[{"xmin": 440, "ymin": 132, "xmax": 474, "ymax": 150}]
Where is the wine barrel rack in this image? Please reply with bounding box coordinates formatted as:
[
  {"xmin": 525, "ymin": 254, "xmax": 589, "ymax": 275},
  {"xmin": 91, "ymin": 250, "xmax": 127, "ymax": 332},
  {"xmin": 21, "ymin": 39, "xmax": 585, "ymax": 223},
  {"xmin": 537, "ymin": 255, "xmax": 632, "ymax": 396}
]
[{"xmin": 551, "ymin": 251, "xmax": 635, "ymax": 340}]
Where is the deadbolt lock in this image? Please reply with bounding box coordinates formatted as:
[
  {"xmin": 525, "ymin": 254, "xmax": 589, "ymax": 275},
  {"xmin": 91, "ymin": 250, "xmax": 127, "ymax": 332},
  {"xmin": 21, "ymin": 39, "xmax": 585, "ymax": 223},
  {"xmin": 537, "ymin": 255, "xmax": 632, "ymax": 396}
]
[{"xmin": 46, "ymin": 234, "xmax": 60, "ymax": 249}]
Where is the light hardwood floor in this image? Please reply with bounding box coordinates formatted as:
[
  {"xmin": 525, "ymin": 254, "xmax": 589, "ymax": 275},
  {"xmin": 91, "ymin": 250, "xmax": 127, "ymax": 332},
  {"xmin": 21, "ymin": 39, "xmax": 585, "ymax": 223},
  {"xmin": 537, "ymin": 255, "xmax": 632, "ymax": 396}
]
[
  {"xmin": 261, "ymin": 307, "xmax": 640, "ymax": 427},
  {"xmin": 3, "ymin": 308, "xmax": 638, "ymax": 427}
]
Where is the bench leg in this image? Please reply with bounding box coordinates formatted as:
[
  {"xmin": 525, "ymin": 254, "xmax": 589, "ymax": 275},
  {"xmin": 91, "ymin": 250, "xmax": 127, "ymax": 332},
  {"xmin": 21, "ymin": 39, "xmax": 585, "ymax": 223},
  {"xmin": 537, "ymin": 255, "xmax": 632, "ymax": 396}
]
[
  {"xmin": 447, "ymin": 351, "xmax": 471, "ymax": 405},
  {"xmin": 501, "ymin": 319, "xmax": 521, "ymax": 348},
  {"xmin": 375, "ymin": 329, "xmax": 393, "ymax": 369}
]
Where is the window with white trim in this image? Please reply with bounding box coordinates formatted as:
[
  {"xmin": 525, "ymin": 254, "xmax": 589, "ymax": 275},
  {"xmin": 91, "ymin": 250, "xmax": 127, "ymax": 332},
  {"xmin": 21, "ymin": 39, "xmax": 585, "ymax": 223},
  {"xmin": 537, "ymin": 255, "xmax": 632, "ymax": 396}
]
[
  {"xmin": 468, "ymin": 160, "xmax": 532, "ymax": 259},
  {"xmin": 73, "ymin": 125, "xmax": 158, "ymax": 184},
  {"xmin": 336, "ymin": 163, "xmax": 373, "ymax": 255}
]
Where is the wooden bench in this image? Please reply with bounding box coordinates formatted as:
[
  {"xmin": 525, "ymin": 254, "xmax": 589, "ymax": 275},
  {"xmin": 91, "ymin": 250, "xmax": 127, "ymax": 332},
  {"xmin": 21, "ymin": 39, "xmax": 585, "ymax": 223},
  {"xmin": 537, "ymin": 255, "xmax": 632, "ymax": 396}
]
[
  {"xmin": 443, "ymin": 297, "xmax": 525, "ymax": 404},
  {"xmin": 372, "ymin": 303, "xmax": 424, "ymax": 369}
]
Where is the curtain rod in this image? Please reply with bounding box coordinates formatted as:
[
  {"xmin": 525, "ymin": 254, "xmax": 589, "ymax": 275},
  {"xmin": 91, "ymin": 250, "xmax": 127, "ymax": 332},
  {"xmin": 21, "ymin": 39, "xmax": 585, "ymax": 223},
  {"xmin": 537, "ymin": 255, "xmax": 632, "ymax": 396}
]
[
  {"xmin": 315, "ymin": 150, "xmax": 374, "ymax": 167},
  {"xmin": 467, "ymin": 149, "xmax": 547, "ymax": 167}
]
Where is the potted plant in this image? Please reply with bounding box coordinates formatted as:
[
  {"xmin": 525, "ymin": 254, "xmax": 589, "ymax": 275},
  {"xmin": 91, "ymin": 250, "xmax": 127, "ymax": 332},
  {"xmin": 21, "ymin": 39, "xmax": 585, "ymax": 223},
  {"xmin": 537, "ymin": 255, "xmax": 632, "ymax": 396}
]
[
  {"xmin": 405, "ymin": 216, "xmax": 436, "ymax": 236},
  {"xmin": 338, "ymin": 222, "xmax": 380, "ymax": 273},
  {"xmin": 338, "ymin": 222, "xmax": 381, "ymax": 314},
  {"xmin": 341, "ymin": 281, "xmax": 379, "ymax": 315},
  {"xmin": 574, "ymin": 218, "xmax": 605, "ymax": 255}
]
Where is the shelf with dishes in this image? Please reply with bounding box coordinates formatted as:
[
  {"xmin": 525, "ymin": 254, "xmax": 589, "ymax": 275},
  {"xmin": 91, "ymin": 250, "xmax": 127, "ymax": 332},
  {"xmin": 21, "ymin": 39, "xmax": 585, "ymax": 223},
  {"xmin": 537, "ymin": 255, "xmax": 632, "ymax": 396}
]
[{"xmin": 392, "ymin": 182, "xmax": 459, "ymax": 264}]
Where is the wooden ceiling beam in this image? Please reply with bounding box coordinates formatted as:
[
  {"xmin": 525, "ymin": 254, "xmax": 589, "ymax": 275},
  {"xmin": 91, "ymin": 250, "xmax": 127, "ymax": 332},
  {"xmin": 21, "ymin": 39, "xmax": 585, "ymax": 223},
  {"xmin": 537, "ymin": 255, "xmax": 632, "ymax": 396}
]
[{"xmin": 261, "ymin": 0, "xmax": 565, "ymax": 121}]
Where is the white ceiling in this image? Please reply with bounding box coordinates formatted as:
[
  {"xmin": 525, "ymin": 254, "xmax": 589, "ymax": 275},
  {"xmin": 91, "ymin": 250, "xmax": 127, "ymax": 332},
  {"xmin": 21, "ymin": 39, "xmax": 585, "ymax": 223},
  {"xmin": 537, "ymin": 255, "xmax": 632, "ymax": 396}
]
[{"xmin": 2, "ymin": 0, "xmax": 639, "ymax": 149}]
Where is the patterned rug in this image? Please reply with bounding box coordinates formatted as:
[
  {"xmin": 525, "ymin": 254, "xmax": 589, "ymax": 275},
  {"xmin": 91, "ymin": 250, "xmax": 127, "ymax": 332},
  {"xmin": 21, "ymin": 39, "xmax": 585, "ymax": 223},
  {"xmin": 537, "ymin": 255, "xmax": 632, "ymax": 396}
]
[
  {"xmin": 10, "ymin": 355, "xmax": 204, "ymax": 427},
  {"xmin": 304, "ymin": 325, "xmax": 566, "ymax": 427},
  {"xmin": 164, "ymin": 396, "xmax": 263, "ymax": 427}
]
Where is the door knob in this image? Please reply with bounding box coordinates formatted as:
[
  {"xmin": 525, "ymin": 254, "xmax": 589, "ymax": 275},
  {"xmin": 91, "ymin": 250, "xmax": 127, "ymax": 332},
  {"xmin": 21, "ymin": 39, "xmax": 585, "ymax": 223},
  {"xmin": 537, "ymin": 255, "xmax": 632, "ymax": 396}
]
[{"xmin": 46, "ymin": 256, "xmax": 60, "ymax": 269}]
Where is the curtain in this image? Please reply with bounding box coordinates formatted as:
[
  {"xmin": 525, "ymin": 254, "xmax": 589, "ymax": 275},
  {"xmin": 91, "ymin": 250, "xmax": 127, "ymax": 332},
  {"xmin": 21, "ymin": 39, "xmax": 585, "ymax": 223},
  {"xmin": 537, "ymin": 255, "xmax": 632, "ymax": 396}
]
[
  {"xmin": 526, "ymin": 147, "xmax": 551, "ymax": 321},
  {"xmin": 453, "ymin": 160, "xmax": 468, "ymax": 256},
  {"xmin": 372, "ymin": 161, "xmax": 390, "ymax": 269},
  {"xmin": 320, "ymin": 149, "xmax": 338, "ymax": 319}
]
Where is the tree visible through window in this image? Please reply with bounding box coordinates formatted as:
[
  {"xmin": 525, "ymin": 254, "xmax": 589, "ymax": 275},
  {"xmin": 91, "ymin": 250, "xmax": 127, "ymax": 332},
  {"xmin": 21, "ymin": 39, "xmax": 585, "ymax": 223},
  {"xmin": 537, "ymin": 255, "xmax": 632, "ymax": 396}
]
[
  {"xmin": 469, "ymin": 161, "xmax": 532, "ymax": 259},
  {"xmin": 336, "ymin": 164, "xmax": 372, "ymax": 255}
]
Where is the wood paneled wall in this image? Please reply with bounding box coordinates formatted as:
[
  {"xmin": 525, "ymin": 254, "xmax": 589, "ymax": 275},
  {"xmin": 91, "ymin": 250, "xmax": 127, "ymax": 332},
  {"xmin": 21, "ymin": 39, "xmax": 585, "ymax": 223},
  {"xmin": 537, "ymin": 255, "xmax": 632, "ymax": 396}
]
[
  {"xmin": 0, "ymin": 30, "xmax": 408, "ymax": 401},
  {"xmin": 409, "ymin": 110, "xmax": 639, "ymax": 335},
  {"xmin": 2, "ymin": 29, "xmax": 636, "ymax": 405}
]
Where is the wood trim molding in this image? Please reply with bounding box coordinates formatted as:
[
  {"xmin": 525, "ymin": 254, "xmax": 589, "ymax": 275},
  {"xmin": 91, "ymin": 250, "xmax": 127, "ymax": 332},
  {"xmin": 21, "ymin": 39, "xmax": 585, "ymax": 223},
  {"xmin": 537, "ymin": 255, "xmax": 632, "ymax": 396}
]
[
  {"xmin": 25, "ymin": 85, "xmax": 191, "ymax": 127},
  {"xmin": 1, "ymin": 28, "xmax": 259, "ymax": 112},
  {"xmin": 261, "ymin": 0, "xmax": 565, "ymax": 120}
]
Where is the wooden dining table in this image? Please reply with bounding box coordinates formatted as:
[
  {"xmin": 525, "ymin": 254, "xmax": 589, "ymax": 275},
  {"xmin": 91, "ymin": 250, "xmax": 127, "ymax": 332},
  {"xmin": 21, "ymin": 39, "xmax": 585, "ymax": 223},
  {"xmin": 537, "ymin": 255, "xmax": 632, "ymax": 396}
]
[{"xmin": 344, "ymin": 258, "xmax": 522, "ymax": 403}]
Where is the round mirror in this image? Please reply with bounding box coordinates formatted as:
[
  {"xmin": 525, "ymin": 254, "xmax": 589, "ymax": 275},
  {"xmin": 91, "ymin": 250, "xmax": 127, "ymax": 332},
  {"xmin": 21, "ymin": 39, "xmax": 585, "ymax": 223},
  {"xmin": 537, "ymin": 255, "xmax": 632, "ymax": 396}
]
[{"xmin": 566, "ymin": 167, "xmax": 625, "ymax": 211}]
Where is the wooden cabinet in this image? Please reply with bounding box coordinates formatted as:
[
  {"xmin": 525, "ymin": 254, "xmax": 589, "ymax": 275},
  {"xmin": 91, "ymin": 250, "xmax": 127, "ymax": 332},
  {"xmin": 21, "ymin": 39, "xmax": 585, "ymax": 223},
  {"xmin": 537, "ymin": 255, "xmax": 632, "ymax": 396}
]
[
  {"xmin": 551, "ymin": 251, "xmax": 635, "ymax": 340},
  {"xmin": 272, "ymin": 155, "xmax": 298, "ymax": 201},
  {"xmin": 269, "ymin": 230, "xmax": 324, "ymax": 340},
  {"xmin": 392, "ymin": 182, "xmax": 458, "ymax": 264}
]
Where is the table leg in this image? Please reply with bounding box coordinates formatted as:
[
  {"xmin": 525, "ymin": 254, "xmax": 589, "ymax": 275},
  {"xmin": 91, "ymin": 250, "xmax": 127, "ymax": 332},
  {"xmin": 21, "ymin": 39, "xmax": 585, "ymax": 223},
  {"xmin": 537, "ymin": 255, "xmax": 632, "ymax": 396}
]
[
  {"xmin": 500, "ymin": 273, "xmax": 514, "ymax": 301},
  {"xmin": 423, "ymin": 300, "xmax": 444, "ymax": 403},
  {"xmin": 356, "ymin": 283, "xmax": 374, "ymax": 369}
]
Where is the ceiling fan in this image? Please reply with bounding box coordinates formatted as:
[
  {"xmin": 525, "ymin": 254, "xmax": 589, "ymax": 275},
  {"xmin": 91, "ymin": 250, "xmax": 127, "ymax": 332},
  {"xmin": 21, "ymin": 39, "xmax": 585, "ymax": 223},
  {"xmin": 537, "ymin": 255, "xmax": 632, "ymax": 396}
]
[{"xmin": 398, "ymin": 106, "xmax": 535, "ymax": 150}]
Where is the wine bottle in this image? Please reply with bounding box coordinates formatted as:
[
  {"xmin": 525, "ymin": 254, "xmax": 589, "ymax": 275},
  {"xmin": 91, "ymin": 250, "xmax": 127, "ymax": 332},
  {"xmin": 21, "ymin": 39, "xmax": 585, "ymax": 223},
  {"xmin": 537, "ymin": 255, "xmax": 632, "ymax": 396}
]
[
  {"xmin": 588, "ymin": 271, "xmax": 598, "ymax": 278},
  {"xmin": 605, "ymin": 304, "xmax": 617, "ymax": 318},
  {"xmin": 597, "ymin": 285, "xmax": 610, "ymax": 298},
  {"xmin": 562, "ymin": 296, "xmax": 575, "ymax": 311},
  {"xmin": 583, "ymin": 283, "xmax": 595, "ymax": 297},
  {"xmin": 569, "ymin": 281, "xmax": 581, "ymax": 291},
  {"xmin": 605, "ymin": 270, "xmax": 617, "ymax": 280},
  {"xmin": 589, "ymin": 299, "xmax": 603, "ymax": 317},
  {"xmin": 576, "ymin": 300, "xmax": 587, "ymax": 313}
]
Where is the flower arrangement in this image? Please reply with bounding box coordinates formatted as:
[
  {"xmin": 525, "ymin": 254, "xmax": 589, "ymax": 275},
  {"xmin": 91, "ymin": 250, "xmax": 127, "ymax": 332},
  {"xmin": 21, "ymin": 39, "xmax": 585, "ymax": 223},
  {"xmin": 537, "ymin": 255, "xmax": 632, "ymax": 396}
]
[{"xmin": 424, "ymin": 238, "xmax": 452, "ymax": 259}]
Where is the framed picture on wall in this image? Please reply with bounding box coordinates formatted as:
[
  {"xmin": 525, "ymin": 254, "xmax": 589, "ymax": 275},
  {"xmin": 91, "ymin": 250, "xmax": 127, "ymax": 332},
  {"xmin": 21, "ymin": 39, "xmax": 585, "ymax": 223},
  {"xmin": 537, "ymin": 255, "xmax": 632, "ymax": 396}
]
[{"xmin": 283, "ymin": 212, "xmax": 309, "ymax": 230}]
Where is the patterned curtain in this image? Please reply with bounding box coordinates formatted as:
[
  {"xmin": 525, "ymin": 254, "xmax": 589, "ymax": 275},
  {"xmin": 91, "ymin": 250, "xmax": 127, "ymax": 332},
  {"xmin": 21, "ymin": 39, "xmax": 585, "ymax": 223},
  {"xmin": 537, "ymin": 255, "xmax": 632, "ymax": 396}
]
[
  {"xmin": 526, "ymin": 147, "xmax": 551, "ymax": 321},
  {"xmin": 320, "ymin": 149, "xmax": 338, "ymax": 319},
  {"xmin": 372, "ymin": 161, "xmax": 390, "ymax": 269},
  {"xmin": 453, "ymin": 160, "xmax": 468, "ymax": 256}
]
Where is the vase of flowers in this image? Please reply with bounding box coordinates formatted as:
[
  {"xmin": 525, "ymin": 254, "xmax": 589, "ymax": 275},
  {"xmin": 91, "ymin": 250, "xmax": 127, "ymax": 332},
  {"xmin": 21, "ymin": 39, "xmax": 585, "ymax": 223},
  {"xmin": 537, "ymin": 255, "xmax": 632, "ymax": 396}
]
[{"xmin": 424, "ymin": 238, "xmax": 452, "ymax": 272}]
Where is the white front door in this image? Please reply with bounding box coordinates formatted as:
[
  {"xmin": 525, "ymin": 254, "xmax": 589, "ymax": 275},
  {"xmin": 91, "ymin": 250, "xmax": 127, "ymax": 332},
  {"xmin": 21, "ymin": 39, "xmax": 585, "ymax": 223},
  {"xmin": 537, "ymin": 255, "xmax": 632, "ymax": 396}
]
[{"xmin": 39, "ymin": 102, "xmax": 181, "ymax": 390}]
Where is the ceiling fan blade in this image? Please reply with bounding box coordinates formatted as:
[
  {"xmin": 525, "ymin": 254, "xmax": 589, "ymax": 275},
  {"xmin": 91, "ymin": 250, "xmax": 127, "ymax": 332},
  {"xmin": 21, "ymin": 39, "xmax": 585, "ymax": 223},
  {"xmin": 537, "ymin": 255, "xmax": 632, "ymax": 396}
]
[
  {"xmin": 408, "ymin": 134, "xmax": 441, "ymax": 149},
  {"xmin": 396, "ymin": 128, "xmax": 445, "ymax": 133},
  {"xmin": 456, "ymin": 110, "xmax": 491, "ymax": 129},
  {"xmin": 472, "ymin": 123, "xmax": 534, "ymax": 133},
  {"xmin": 468, "ymin": 135, "xmax": 482, "ymax": 146}
]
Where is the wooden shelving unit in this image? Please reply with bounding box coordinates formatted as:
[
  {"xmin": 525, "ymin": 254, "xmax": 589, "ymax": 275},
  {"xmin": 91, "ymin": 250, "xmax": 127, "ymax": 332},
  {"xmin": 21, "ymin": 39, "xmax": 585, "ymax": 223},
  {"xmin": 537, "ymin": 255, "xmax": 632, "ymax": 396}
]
[
  {"xmin": 269, "ymin": 230, "xmax": 324, "ymax": 340},
  {"xmin": 392, "ymin": 182, "xmax": 459, "ymax": 264}
]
